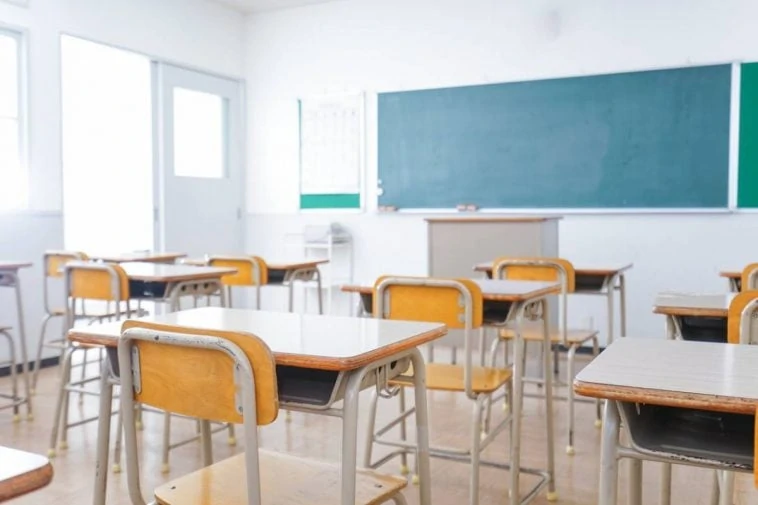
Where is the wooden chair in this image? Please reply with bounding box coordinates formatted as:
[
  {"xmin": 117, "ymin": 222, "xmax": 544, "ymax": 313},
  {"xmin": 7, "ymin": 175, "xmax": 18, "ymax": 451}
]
[
  {"xmin": 207, "ymin": 255, "xmax": 268, "ymax": 309},
  {"xmin": 48, "ymin": 262, "xmax": 135, "ymax": 470},
  {"xmin": 364, "ymin": 276, "xmax": 511, "ymax": 505},
  {"xmin": 31, "ymin": 250, "xmax": 88, "ymax": 392},
  {"xmin": 493, "ymin": 257, "xmax": 600, "ymax": 456},
  {"xmin": 117, "ymin": 320, "xmax": 408, "ymax": 505},
  {"xmin": 740, "ymin": 264, "xmax": 758, "ymax": 292}
]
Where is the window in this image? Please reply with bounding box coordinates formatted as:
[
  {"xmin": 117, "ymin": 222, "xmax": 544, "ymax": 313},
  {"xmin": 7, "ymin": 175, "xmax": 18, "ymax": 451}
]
[
  {"xmin": 0, "ymin": 28, "xmax": 25, "ymax": 209},
  {"xmin": 172, "ymin": 87, "xmax": 227, "ymax": 179}
]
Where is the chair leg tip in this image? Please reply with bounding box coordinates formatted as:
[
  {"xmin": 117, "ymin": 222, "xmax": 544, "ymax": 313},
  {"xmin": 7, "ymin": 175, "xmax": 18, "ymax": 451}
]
[
  {"xmin": 112, "ymin": 464, "xmax": 121, "ymax": 474},
  {"xmin": 227, "ymin": 437, "xmax": 237, "ymax": 446},
  {"xmin": 594, "ymin": 419, "xmax": 602, "ymax": 428},
  {"xmin": 547, "ymin": 491, "xmax": 559, "ymax": 502},
  {"xmin": 285, "ymin": 411, "xmax": 292, "ymax": 422},
  {"xmin": 565, "ymin": 445, "xmax": 575, "ymax": 456},
  {"xmin": 502, "ymin": 403, "xmax": 509, "ymax": 413},
  {"xmin": 27, "ymin": 413, "xmax": 34, "ymax": 421},
  {"xmin": 411, "ymin": 475, "xmax": 419, "ymax": 485},
  {"xmin": 136, "ymin": 421, "xmax": 144, "ymax": 431},
  {"xmin": 399, "ymin": 465, "xmax": 409, "ymax": 476},
  {"xmin": 59, "ymin": 441, "xmax": 68, "ymax": 450},
  {"xmin": 161, "ymin": 464, "xmax": 170, "ymax": 474},
  {"xmin": 12, "ymin": 414, "xmax": 20, "ymax": 423}
]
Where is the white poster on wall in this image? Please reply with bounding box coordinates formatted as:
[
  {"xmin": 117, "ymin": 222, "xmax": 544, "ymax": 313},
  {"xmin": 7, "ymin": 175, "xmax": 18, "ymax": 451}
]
[{"xmin": 299, "ymin": 93, "xmax": 363, "ymax": 196}]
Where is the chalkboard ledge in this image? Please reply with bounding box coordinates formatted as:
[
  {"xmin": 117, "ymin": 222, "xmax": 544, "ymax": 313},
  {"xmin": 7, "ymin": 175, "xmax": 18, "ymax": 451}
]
[{"xmin": 424, "ymin": 216, "xmax": 562, "ymax": 223}]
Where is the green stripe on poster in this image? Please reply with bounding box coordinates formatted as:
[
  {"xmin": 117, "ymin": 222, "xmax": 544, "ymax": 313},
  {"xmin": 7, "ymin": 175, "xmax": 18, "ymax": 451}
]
[
  {"xmin": 739, "ymin": 63, "xmax": 758, "ymax": 207},
  {"xmin": 300, "ymin": 193, "xmax": 360, "ymax": 209}
]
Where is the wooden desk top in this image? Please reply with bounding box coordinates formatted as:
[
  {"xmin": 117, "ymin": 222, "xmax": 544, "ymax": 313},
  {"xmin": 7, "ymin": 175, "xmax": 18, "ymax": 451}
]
[
  {"xmin": 0, "ymin": 261, "xmax": 33, "ymax": 271},
  {"xmin": 266, "ymin": 259, "xmax": 329, "ymax": 270},
  {"xmin": 653, "ymin": 293, "xmax": 735, "ymax": 318},
  {"xmin": 120, "ymin": 262, "xmax": 237, "ymax": 283},
  {"xmin": 68, "ymin": 307, "xmax": 447, "ymax": 372},
  {"xmin": 574, "ymin": 338, "xmax": 758, "ymax": 414},
  {"xmin": 183, "ymin": 257, "xmax": 329, "ymax": 271},
  {"xmin": 719, "ymin": 270, "xmax": 740, "ymax": 280},
  {"xmin": 425, "ymin": 216, "xmax": 560, "ymax": 224},
  {"xmin": 341, "ymin": 279, "xmax": 559, "ymax": 302},
  {"xmin": 91, "ymin": 252, "xmax": 186, "ymax": 263},
  {"xmin": 0, "ymin": 447, "xmax": 53, "ymax": 501},
  {"xmin": 473, "ymin": 261, "xmax": 633, "ymax": 277}
]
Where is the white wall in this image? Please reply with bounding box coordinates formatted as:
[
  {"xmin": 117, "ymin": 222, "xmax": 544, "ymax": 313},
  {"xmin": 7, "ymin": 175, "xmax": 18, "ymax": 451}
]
[
  {"xmin": 244, "ymin": 0, "xmax": 758, "ymax": 343},
  {"xmin": 0, "ymin": 0, "xmax": 245, "ymax": 363}
]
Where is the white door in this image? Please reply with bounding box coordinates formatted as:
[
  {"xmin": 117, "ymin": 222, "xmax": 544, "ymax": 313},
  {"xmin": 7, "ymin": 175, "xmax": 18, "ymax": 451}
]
[{"xmin": 154, "ymin": 63, "xmax": 244, "ymax": 257}]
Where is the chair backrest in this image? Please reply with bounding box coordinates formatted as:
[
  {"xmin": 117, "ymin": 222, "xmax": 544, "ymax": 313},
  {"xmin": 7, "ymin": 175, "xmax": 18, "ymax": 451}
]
[
  {"xmin": 42, "ymin": 250, "xmax": 89, "ymax": 312},
  {"xmin": 208, "ymin": 255, "xmax": 268, "ymax": 286},
  {"xmin": 741, "ymin": 264, "xmax": 758, "ymax": 292},
  {"xmin": 493, "ymin": 257, "xmax": 574, "ymax": 341},
  {"xmin": 727, "ymin": 291, "xmax": 758, "ymax": 344},
  {"xmin": 65, "ymin": 261, "xmax": 130, "ymax": 302},
  {"xmin": 373, "ymin": 276, "xmax": 483, "ymax": 330},
  {"xmin": 493, "ymin": 257, "xmax": 575, "ymax": 292},
  {"xmin": 44, "ymin": 250, "xmax": 89, "ymax": 279},
  {"xmin": 118, "ymin": 321, "xmax": 278, "ymax": 505},
  {"xmin": 373, "ymin": 276, "xmax": 482, "ymax": 398},
  {"xmin": 120, "ymin": 320, "xmax": 279, "ymax": 425}
]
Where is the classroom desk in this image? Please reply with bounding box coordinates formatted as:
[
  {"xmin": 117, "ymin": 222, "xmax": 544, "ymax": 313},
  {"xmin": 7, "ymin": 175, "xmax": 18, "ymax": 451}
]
[
  {"xmin": 89, "ymin": 251, "xmax": 186, "ymax": 264},
  {"xmin": 0, "ymin": 446, "xmax": 53, "ymax": 501},
  {"xmin": 653, "ymin": 293, "xmax": 734, "ymax": 342},
  {"xmin": 118, "ymin": 262, "xmax": 237, "ymax": 309},
  {"xmin": 184, "ymin": 257, "xmax": 328, "ymax": 313},
  {"xmin": 719, "ymin": 270, "xmax": 741, "ymax": 292},
  {"xmin": 574, "ymin": 338, "xmax": 758, "ymax": 505},
  {"xmin": 0, "ymin": 262, "xmax": 33, "ymax": 420},
  {"xmin": 475, "ymin": 262, "xmax": 632, "ymax": 345},
  {"xmin": 343, "ymin": 278, "xmax": 561, "ymax": 504},
  {"xmin": 69, "ymin": 307, "xmax": 446, "ymax": 505}
]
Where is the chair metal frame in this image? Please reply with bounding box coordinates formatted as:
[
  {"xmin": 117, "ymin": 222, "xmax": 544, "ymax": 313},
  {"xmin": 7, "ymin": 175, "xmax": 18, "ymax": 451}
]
[
  {"xmin": 365, "ymin": 276, "xmax": 555, "ymax": 505},
  {"xmin": 48, "ymin": 261, "xmax": 131, "ymax": 468},
  {"xmin": 491, "ymin": 257, "xmax": 601, "ymax": 455},
  {"xmin": 207, "ymin": 255, "xmax": 265, "ymax": 309}
]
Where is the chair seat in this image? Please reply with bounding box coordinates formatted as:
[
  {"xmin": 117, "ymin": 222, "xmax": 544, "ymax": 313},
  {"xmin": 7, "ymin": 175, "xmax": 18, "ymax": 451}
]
[
  {"xmin": 499, "ymin": 322, "xmax": 598, "ymax": 344},
  {"xmin": 391, "ymin": 363, "xmax": 512, "ymax": 394},
  {"xmin": 155, "ymin": 450, "xmax": 406, "ymax": 505}
]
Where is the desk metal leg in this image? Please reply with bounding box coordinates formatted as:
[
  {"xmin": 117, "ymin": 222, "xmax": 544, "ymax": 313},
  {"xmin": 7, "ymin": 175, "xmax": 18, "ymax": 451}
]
[
  {"xmin": 598, "ymin": 400, "xmax": 619, "ymax": 505},
  {"xmin": 200, "ymin": 420, "xmax": 213, "ymax": 466},
  {"xmin": 510, "ymin": 313, "xmax": 525, "ymax": 504},
  {"xmin": 618, "ymin": 274, "xmax": 627, "ymax": 338},
  {"xmin": 93, "ymin": 357, "xmax": 114, "ymax": 505},
  {"xmin": 660, "ymin": 463, "xmax": 672, "ymax": 505},
  {"xmin": 409, "ymin": 349, "xmax": 432, "ymax": 505},
  {"xmin": 606, "ymin": 279, "xmax": 615, "ymax": 346},
  {"xmin": 341, "ymin": 369, "xmax": 363, "ymax": 505},
  {"xmin": 628, "ymin": 459, "xmax": 642, "ymax": 505},
  {"xmin": 540, "ymin": 299, "xmax": 556, "ymax": 500}
]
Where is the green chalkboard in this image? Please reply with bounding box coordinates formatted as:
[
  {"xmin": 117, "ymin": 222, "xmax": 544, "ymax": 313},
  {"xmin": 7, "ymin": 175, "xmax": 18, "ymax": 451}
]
[
  {"xmin": 739, "ymin": 63, "xmax": 758, "ymax": 208},
  {"xmin": 378, "ymin": 65, "xmax": 731, "ymax": 209}
]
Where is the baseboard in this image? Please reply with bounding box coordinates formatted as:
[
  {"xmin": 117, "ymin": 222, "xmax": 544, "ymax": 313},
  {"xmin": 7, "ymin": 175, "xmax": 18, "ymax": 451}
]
[{"xmin": 0, "ymin": 356, "xmax": 60, "ymax": 378}]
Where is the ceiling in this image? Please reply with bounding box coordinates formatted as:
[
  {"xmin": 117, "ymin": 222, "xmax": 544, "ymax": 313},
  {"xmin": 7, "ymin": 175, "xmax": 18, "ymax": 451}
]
[{"xmin": 210, "ymin": 0, "xmax": 342, "ymax": 13}]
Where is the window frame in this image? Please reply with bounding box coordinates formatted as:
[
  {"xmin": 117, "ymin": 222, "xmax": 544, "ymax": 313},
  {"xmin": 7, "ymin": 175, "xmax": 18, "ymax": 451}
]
[{"xmin": 0, "ymin": 24, "xmax": 28, "ymax": 211}]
